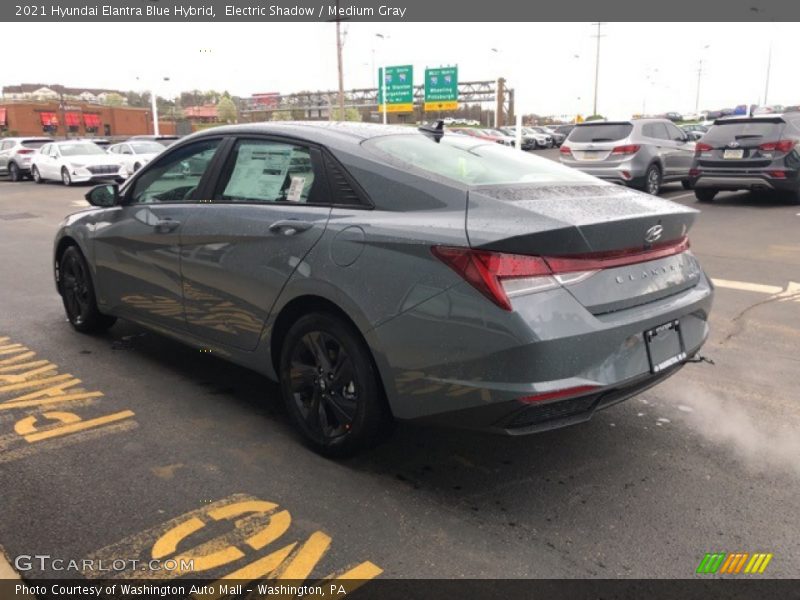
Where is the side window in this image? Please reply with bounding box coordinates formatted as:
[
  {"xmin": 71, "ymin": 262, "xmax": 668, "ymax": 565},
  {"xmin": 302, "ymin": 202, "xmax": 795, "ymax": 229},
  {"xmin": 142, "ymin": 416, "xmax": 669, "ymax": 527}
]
[
  {"xmin": 665, "ymin": 123, "xmax": 685, "ymax": 141},
  {"xmin": 108, "ymin": 145, "xmax": 118, "ymax": 154},
  {"xmin": 1, "ymin": 141, "xmax": 10, "ymax": 151},
  {"xmin": 121, "ymin": 145, "xmax": 133, "ymax": 155},
  {"xmin": 129, "ymin": 139, "xmax": 220, "ymax": 204},
  {"xmin": 214, "ymin": 139, "xmax": 322, "ymax": 204}
]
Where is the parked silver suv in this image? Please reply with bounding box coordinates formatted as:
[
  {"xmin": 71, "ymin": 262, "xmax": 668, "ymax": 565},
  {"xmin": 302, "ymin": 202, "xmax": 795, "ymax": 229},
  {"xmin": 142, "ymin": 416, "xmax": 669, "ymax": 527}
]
[
  {"xmin": 0, "ymin": 137, "xmax": 53, "ymax": 181},
  {"xmin": 559, "ymin": 119, "xmax": 695, "ymax": 194}
]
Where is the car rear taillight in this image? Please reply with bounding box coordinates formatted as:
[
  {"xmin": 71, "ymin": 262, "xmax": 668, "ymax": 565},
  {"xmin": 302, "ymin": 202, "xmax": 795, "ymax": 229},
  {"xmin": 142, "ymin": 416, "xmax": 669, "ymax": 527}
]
[
  {"xmin": 758, "ymin": 140, "xmax": 796, "ymax": 153},
  {"xmin": 689, "ymin": 168, "xmax": 701, "ymax": 177},
  {"xmin": 16, "ymin": 149, "xmax": 34, "ymax": 155},
  {"xmin": 694, "ymin": 142, "xmax": 713, "ymax": 154},
  {"xmin": 611, "ymin": 144, "xmax": 640, "ymax": 156},
  {"xmin": 432, "ymin": 236, "xmax": 690, "ymax": 311},
  {"xmin": 518, "ymin": 385, "xmax": 600, "ymax": 404},
  {"xmin": 767, "ymin": 170, "xmax": 787, "ymax": 179},
  {"xmin": 559, "ymin": 145, "xmax": 572, "ymax": 155}
]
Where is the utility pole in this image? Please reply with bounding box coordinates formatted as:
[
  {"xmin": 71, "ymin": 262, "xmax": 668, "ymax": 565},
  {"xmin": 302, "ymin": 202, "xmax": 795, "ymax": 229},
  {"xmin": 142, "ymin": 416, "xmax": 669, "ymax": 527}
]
[
  {"xmin": 591, "ymin": 22, "xmax": 605, "ymax": 117},
  {"xmin": 334, "ymin": 0, "xmax": 345, "ymax": 120}
]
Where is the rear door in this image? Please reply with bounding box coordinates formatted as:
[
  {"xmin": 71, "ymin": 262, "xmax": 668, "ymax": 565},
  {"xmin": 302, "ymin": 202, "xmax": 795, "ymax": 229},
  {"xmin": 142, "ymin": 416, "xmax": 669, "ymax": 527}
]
[
  {"xmin": 179, "ymin": 136, "xmax": 332, "ymax": 350},
  {"xmin": 663, "ymin": 122, "xmax": 695, "ymax": 176},
  {"xmin": 641, "ymin": 123, "xmax": 671, "ymax": 174}
]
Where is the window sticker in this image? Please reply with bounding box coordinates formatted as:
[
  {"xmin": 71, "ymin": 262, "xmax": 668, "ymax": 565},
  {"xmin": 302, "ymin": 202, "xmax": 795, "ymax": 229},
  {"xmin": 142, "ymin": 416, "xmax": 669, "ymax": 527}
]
[{"xmin": 286, "ymin": 176, "xmax": 306, "ymax": 202}]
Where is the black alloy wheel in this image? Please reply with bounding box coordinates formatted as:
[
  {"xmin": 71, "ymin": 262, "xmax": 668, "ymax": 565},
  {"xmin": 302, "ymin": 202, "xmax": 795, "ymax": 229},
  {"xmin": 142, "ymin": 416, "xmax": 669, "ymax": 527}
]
[
  {"xmin": 280, "ymin": 313, "xmax": 389, "ymax": 456},
  {"xmin": 59, "ymin": 246, "xmax": 116, "ymax": 333}
]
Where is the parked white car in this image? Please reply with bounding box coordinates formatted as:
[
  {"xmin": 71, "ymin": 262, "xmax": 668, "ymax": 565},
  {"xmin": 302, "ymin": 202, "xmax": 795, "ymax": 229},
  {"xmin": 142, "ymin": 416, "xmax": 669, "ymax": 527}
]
[
  {"xmin": 108, "ymin": 141, "xmax": 165, "ymax": 176},
  {"xmin": 31, "ymin": 141, "xmax": 126, "ymax": 186}
]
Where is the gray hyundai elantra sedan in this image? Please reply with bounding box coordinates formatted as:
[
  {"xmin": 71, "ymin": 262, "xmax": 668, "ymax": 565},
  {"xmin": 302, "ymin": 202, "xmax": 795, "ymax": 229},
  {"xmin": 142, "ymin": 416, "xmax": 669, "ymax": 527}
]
[{"xmin": 53, "ymin": 122, "xmax": 713, "ymax": 456}]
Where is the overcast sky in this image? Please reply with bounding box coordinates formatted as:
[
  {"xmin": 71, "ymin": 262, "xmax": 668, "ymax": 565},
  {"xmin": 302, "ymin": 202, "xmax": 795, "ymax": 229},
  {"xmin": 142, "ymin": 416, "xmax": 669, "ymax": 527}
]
[{"xmin": 2, "ymin": 22, "xmax": 796, "ymax": 118}]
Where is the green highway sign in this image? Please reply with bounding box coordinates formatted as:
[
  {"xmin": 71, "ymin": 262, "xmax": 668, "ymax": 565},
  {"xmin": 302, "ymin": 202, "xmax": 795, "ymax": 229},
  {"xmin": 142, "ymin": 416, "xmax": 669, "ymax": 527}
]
[
  {"xmin": 424, "ymin": 66, "xmax": 458, "ymax": 111},
  {"xmin": 378, "ymin": 65, "xmax": 414, "ymax": 113}
]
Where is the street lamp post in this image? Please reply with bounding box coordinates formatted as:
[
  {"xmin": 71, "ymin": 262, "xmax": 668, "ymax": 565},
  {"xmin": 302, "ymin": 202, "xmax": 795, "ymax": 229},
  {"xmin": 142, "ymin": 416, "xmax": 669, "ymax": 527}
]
[
  {"xmin": 490, "ymin": 47, "xmax": 501, "ymax": 128},
  {"xmin": 695, "ymin": 44, "xmax": 710, "ymax": 113},
  {"xmin": 137, "ymin": 76, "xmax": 170, "ymax": 136},
  {"xmin": 591, "ymin": 23, "xmax": 605, "ymax": 117},
  {"xmin": 376, "ymin": 33, "xmax": 389, "ymax": 125}
]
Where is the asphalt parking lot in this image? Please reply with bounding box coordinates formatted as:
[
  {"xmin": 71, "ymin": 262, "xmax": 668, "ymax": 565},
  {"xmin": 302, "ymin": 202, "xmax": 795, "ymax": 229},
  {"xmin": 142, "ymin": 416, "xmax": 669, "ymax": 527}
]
[{"xmin": 0, "ymin": 166, "xmax": 799, "ymax": 583}]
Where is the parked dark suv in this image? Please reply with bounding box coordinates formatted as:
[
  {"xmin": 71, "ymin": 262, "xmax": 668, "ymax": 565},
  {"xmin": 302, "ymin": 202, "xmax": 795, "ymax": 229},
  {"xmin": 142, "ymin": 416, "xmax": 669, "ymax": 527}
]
[{"xmin": 689, "ymin": 115, "xmax": 800, "ymax": 204}]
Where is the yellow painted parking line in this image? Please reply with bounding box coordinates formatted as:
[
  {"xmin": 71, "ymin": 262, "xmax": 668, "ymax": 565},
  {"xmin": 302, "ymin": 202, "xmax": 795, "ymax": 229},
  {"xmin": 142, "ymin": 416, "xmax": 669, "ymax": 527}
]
[
  {"xmin": 0, "ymin": 359, "xmax": 54, "ymax": 373},
  {"xmin": 19, "ymin": 410, "xmax": 135, "ymax": 443},
  {"xmin": 0, "ymin": 373, "xmax": 76, "ymax": 394},
  {"xmin": 0, "ymin": 351, "xmax": 36, "ymax": 365},
  {"xmin": 84, "ymin": 495, "xmax": 382, "ymax": 594},
  {"xmin": 152, "ymin": 517, "xmax": 206, "ymax": 559},
  {"xmin": 0, "ymin": 391, "xmax": 104, "ymax": 410}
]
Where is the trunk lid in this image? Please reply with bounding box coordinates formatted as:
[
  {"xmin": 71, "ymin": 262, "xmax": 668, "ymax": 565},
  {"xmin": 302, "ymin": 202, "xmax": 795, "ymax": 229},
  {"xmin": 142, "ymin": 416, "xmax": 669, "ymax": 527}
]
[{"xmin": 466, "ymin": 183, "xmax": 701, "ymax": 314}]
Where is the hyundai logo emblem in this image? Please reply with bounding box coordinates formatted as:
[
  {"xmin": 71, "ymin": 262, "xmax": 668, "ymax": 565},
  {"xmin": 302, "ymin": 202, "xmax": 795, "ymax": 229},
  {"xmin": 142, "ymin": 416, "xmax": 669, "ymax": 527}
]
[
  {"xmin": 728, "ymin": 141, "xmax": 740, "ymax": 148},
  {"xmin": 644, "ymin": 225, "xmax": 663, "ymax": 244}
]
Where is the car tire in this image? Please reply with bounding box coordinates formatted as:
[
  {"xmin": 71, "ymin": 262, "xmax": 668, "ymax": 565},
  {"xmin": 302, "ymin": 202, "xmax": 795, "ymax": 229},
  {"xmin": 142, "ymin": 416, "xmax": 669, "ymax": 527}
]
[
  {"xmin": 32, "ymin": 165, "xmax": 43, "ymax": 184},
  {"xmin": 279, "ymin": 312, "xmax": 390, "ymax": 457},
  {"xmin": 61, "ymin": 167, "xmax": 72, "ymax": 186},
  {"xmin": 695, "ymin": 189, "xmax": 717, "ymax": 203},
  {"xmin": 8, "ymin": 162, "xmax": 21, "ymax": 182},
  {"xmin": 644, "ymin": 164, "xmax": 662, "ymax": 195},
  {"xmin": 58, "ymin": 246, "xmax": 117, "ymax": 333},
  {"xmin": 681, "ymin": 179, "xmax": 692, "ymax": 190}
]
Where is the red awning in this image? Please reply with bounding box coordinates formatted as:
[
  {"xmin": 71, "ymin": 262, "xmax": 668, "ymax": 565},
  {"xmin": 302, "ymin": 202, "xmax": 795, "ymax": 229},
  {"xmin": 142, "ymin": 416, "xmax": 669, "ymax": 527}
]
[
  {"xmin": 84, "ymin": 114, "xmax": 101, "ymax": 128},
  {"xmin": 0, "ymin": 108, "xmax": 7, "ymax": 126},
  {"xmin": 39, "ymin": 111, "xmax": 58, "ymax": 126},
  {"xmin": 65, "ymin": 112, "xmax": 81, "ymax": 127}
]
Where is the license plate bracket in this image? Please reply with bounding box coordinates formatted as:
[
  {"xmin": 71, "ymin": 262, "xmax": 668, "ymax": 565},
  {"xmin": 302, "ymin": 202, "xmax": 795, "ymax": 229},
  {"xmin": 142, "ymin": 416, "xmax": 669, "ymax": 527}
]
[{"xmin": 644, "ymin": 320, "xmax": 687, "ymax": 374}]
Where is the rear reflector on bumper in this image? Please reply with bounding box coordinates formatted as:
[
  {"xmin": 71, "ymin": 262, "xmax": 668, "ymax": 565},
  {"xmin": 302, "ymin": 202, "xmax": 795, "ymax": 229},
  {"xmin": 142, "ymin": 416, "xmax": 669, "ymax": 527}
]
[
  {"xmin": 518, "ymin": 385, "xmax": 600, "ymax": 404},
  {"xmin": 432, "ymin": 237, "xmax": 690, "ymax": 311}
]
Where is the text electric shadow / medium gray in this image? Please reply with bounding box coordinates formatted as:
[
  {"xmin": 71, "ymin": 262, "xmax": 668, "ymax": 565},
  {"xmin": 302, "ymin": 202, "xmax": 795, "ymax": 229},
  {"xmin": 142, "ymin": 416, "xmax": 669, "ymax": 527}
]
[{"xmin": 53, "ymin": 122, "xmax": 713, "ymax": 456}]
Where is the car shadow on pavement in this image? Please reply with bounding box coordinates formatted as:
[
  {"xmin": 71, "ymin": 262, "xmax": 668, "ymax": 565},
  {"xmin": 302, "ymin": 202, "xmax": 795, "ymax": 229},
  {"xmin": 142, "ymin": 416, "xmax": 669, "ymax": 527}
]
[
  {"xmin": 99, "ymin": 320, "xmax": 677, "ymax": 526},
  {"xmin": 710, "ymin": 190, "xmax": 797, "ymax": 207}
]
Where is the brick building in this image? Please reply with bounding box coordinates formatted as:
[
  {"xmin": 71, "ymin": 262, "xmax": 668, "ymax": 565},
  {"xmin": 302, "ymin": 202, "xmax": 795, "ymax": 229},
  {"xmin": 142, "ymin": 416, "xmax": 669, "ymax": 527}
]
[{"xmin": 0, "ymin": 101, "xmax": 176, "ymax": 138}]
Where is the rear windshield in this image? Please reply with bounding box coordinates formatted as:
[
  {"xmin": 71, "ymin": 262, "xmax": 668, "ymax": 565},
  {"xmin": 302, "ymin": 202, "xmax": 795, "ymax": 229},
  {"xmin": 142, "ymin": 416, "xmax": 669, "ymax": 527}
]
[
  {"xmin": 366, "ymin": 134, "xmax": 597, "ymax": 186},
  {"xmin": 21, "ymin": 140, "xmax": 50, "ymax": 149},
  {"xmin": 568, "ymin": 123, "xmax": 633, "ymax": 142},
  {"xmin": 703, "ymin": 121, "xmax": 785, "ymax": 144}
]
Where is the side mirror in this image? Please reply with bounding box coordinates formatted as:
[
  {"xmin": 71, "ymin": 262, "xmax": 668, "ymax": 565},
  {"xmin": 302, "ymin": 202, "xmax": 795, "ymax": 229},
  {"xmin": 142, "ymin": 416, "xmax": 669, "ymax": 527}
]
[{"xmin": 85, "ymin": 183, "xmax": 119, "ymax": 207}]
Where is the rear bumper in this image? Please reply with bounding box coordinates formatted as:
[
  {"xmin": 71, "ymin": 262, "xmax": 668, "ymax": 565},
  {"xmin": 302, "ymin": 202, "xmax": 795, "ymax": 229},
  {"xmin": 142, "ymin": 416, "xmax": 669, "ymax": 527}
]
[
  {"xmin": 421, "ymin": 361, "xmax": 687, "ymax": 434},
  {"xmin": 560, "ymin": 159, "xmax": 646, "ymax": 186},
  {"xmin": 372, "ymin": 270, "xmax": 713, "ymax": 431},
  {"xmin": 691, "ymin": 172, "xmax": 798, "ymax": 192}
]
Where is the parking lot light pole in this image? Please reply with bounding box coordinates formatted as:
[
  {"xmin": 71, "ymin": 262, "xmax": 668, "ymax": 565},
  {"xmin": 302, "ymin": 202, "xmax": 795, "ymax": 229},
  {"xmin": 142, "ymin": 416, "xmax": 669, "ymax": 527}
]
[
  {"xmin": 137, "ymin": 76, "xmax": 170, "ymax": 136},
  {"xmin": 695, "ymin": 44, "xmax": 710, "ymax": 113},
  {"xmin": 591, "ymin": 23, "xmax": 605, "ymax": 117},
  {"xmin": 376, "ymin": 33, "xmax": 389, "ymax": 125}
]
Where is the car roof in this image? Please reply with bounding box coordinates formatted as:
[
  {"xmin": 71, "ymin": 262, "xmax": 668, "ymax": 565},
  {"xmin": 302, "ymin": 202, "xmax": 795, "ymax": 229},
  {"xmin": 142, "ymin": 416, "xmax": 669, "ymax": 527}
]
[
  {"xmin": 186, "ymin": 121, "xmax": 425, "ymax": 150},
  {"xmin": 6, "ymin": 137, "xmax": 52, "ymax": 142}
]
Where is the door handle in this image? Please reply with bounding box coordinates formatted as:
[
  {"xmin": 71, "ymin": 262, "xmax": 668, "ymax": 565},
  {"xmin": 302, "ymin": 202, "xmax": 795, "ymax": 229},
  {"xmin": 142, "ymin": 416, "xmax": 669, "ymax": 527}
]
[
  {"xmin": 268, "ymin": 220, "xmax": 314, "ymax": 236},
  {"xmin": 154, "ymin": 218, "xmax": 180, "ymax": 233}
]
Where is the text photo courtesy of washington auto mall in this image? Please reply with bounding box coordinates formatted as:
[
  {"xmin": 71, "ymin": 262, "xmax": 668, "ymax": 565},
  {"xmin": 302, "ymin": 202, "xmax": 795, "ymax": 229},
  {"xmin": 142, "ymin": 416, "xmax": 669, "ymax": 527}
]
[{"xmin": 0, "ymin": 1, "xmax": 799, "ymax": 599}]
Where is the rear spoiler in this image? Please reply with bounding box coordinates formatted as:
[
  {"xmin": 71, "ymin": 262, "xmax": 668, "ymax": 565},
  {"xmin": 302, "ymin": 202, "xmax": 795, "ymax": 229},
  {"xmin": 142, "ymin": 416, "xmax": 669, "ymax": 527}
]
[{"xmin": 713, "ymin": 116, "xmax": 785, "ymax": 125}]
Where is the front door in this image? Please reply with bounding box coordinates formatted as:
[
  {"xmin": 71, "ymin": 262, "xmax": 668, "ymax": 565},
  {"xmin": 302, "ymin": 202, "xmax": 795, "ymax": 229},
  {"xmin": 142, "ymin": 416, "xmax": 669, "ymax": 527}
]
[{"xmin": 91, "ymin": 138, "xmax": 223, "ymax": 331}]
